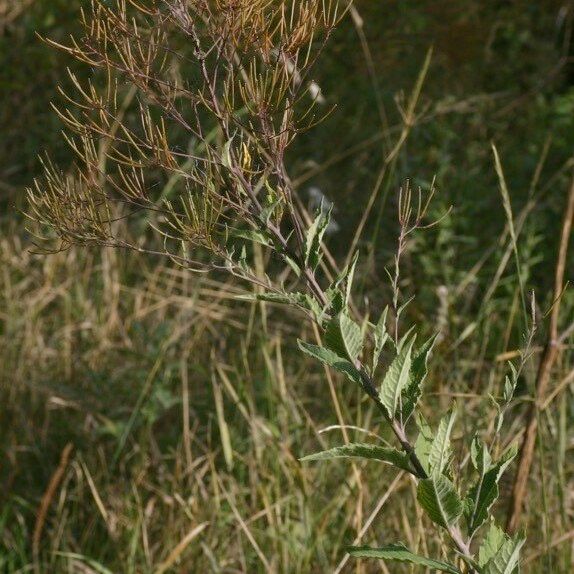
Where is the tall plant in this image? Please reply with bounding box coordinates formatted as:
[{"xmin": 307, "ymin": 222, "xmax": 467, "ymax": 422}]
[{"xmin": 27, "ymin": 1, "xmax": 528, "ymax": 571}]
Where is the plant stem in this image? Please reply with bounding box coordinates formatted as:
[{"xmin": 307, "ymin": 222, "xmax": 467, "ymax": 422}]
[{"xmin": 358, "ymin": 366, "xmax": 476, "ymax": 566}]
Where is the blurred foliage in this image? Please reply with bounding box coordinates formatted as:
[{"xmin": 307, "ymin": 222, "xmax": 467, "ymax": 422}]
[
  {"xmin": 297, "ymin": 0, "xmax": 573, "ymax": 265},
  {"xmin": 0, "ymin": 0, "xmax": 87, "ymax": 188}
]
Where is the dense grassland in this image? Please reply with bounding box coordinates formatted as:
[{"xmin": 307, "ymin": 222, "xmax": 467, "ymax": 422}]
[{"xmin": 1, "ymin": 1, "xmax": 573, "ymax": 572}]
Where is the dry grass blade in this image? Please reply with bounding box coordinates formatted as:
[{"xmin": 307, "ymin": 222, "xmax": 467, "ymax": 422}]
[
  {"xmin": 32, "ymin": 443, "xmax": 74, "ymax": 561},
  {"xmin": 506, "ymin": 173, "xmax": 574, "ymax": 534},
  {"xmin": 154, "ymin": 522, "xmax": 209, "ymax": 574},
  {"xmin": 333, "ymin": 471, "xmax": 405, "ymax": 574}
]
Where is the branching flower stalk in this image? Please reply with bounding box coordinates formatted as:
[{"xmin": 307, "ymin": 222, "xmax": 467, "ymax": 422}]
[{"xmin": 27, "ymin": 2, "xmax": 528, "ymax": 572}]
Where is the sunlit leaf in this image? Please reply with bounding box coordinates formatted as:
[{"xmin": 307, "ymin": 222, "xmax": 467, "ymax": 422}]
[
  {"xmin": 417, "ymin": 474, "xmax": 463, "ymax": 528},
  {"xmin": 305, "ymin": 203, "xmax": 332, "ymax": 270},
  {"xmin": 301, "ymin": 443, "xmax": 412, "ymax": 472},
  {"xmin": 414, "ymin": 412, "xmax": 434, "ymax": 475},
  {"xmin": 428, "ymin": 408, "xmax": 457, "ymax": 476},
  {"xmin": 372, "ymin": 306, "xmax": 389, "ymax": 373},
  {"xmin": 378, "ymin": 336, "xmax": 414, "ymax": 417},
  {"xmin": 297, "ymin": 340, "xmax": 363, "ymax": 387},
  {"xmin": 479, "ymin": 522, "xmax": 506, "ymax": 567},
  {"xmin": 483, "ymin": 533, "xmax": 526, "ymax": 574},
  {"xmin": 348, "ymin": 544, "xmax": 460, "ymax": 573},
  {"xmin": 465, "ymin": 443, "xmax": 518, "ymax": 534},
  {"xmin": 470, "ymin": 435, "xmax": 492, "ymax": 477},
  {"xmin": 325, "ymin": 313, "xmax": 363, "ymax": 362},
  {"xmin": 402, "ymin": 333, "xmax": 438, "ymax": 421}
]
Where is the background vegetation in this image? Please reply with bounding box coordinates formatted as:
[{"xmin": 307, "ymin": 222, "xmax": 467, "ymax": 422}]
[{"xmin": 1, "ymin": 1, "xmax": 573, "ymax": 572}]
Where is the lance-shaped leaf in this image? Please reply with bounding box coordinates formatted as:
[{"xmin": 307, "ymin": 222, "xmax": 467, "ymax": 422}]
[
  {"xmin": 348, "ymin": 544, "xmax": 461, "ymax": 573},
  {"xmin": 332, "ymin": 250, "xmax": 359, "ymax": 306},
  {"xmin": 503, "ymin": 362, "xmax": 518, "ymax": 403},
  {"xmin": 470, "ymin": 435, "xmax": 492, "ymax": 477},
  {"xmin": 228, "ymin": 228, "xmax": 272, "ymax": 246},
  {"xmin": 417, "ymin": 474, "xmax": 463, "ymax": 528},
  {"xmin": 495, "ymin": 363, "xmax": 519, "ymax": 433},
  {"xmin": 323, "ymin": 286, "xmax": 345, "ymax": 318},
  {"xmin": 483, "ymin": 533, "xmax": 526, "ymax": 574},
  {"xmin": 343, "ymin": 252, "xmax": 358, "ymax": 304},
  {"xmin": 465, "ymin": 443, "xmax": 518, "ymax": 535},
  {"xmin": 428, "ymin": 408, "xmax": 457, "ymax": 476},
  {"xmin": 396, "ymin": 325, "xmax": 416, "ymax": 353},
  {"xmin": 301, "ymin": 443, "xmax": 413, "ymax": 473},
  {"xmin": 284, "ymin": 254, "xmax": 301, "ymax": 277},
  {"xmin": 302, "ymin": 294, "xmax": 323, "ymax": 322},
  {"xmin": 325, "ymin": 313, "xmax": 363, "ymax": 362},
  {"xmin": 372, "ymin": 306, "xmax": 389, "ymax": 373},
  {"xmin": 242, "ymin": 292, "xmax": 321, "ymax": 320},
  {"xmin": 414, "ymin": 413, "xmax": 434, "ymax": 475},
  {"xmin": 297, "ymin": 341, "xmax": 363, "ymax": 388},
  {"xmin": 478, "ymin": 522, "xmax": 506, "ymax": 567},
  {"xmin": 239, "ymin": 292, "xmax": 301, "ymax": 306},
  {"xmin": 378, "ymin": 336, "xmax": 415, "ymax": 418},
  {"xmin": 401, "ymin": 333, "xmax": 438, "ymax": 421},
  {"xmin": 305, "ymin": 203, "xmax": 332, "ymax": 270}
]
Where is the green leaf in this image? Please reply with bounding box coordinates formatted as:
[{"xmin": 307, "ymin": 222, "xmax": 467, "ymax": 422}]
[
  {"xmin": 396, "ymin": 296, "xmax": 415, "ymax": 323},
  {"xmin": 259, "ymin": 196, "xmax": 284, "ymax": 225},
  {"xmin": 483, "ymin": 533, "xmax": 526, "ymax": 574},
  {"xmin": 378, "ymin": 336, "xmax": 415, "ymax": 418},
  {"xmin": 284, "ymin": 254, "xmax": 301, "ymax": 277},
  {"xmin": 303, "ymin": 295, "xmax": 323, "ymax": 322},
  {"xmin": 372, "ymin": 306, "xmax": 389, "ymax": 373},
  {"xmin": 297, "ymin": 341, "xmax": 364, "ymax": 387},
  {"xmin": 323, "ymin": 286, "xmax": 345, "ymax": 317},
  {"xmin": 503, "ymin": 362, "xmax": 518, "ymax": 403},
  {"xmin": 396, "ymin": 326, "xmax": 416, "ymax": 353},
  {"xmin": 348, "ymin": 544, "xmax": 460, "ymax": 573},
  {"xmin": 417, "ymin": 474, "xmax": 463, "ymax": 528},
  {"xmin": 479, "ymin": 522, "xmax": 506, "ymax": 567},
  {"xmin": 470, "ymin": 435, "xmax": 492, "ymax": 476},
  {"xmin": 228, "ymin": 228, "xmax": 272, "ymax": 246},
  {"xmin": 325, "ymin": 313, "xmax": 363, "ymax": 362},
  {"xmin": 238, "ymin": 292, "xmax": 294, "ymax": 305},
  {"xmin": 428, "ymin": 408, "xmax": 457, "ymax": 476},
  {"xmin": 321, "ymin": 256, "xmax": 360, "ymax": 324},
  {"xmin": 305, "ymin": 204, "xmax": 332, "ymax": 270},
  {"xmin": 333, "ymin": 251, "xmax": 359, "ymax": 305},
  {"xmin": 301, "ymin": 443, "xmax": 412, "ymax": 472},
  {"xmin": 343, "ymin": 252, "xmax": 359, "ymax": 304},
  {"xmin": 239, "ymin": 292, "xmax": 321, "ymax": 320},
  {"xmin": 402, "ymin": 333, "xmax": 438, "ymax": 421},
  {"xmin": 465, "ymin": 444, "xmax": 518, "ymax": 534},
  {"xmin": 221, "ymin": 136, "xmax": 234, "ymax": 169},
  {"xmin": 414, "ymin": 413, "xmax": 434, "ymax": 475}
]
